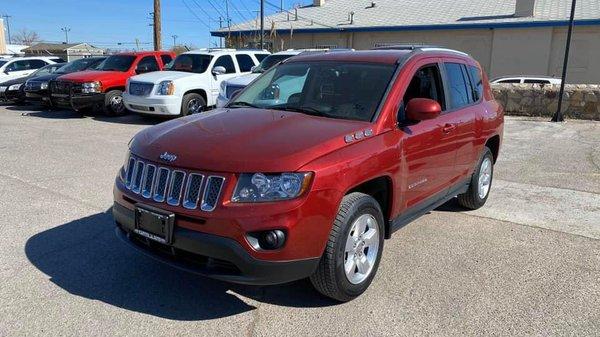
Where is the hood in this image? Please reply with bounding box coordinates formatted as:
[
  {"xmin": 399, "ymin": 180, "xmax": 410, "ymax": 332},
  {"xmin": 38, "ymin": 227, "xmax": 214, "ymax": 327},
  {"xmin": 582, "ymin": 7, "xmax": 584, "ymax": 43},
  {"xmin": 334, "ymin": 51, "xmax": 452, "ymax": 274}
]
[
  {"xmin": 226, "ymin": 73, "xmax": 260, "ymax": 87},
  {"xmin": 57, "ymin": 70, "xmax": 127, "ymax": 83},
  {"xmin": 129, "ymin": 71, "xmax": 197, "ymax": 84},
  {"xmin": 28, "ymin": 73, "xmax": 62, "ymax": 83},
  {"xmin": 0, "ymin": 76, "xmax": 28, "ymax": 86},
  {"xmin": 130, "ymin": 108, "xmax": 370, "ymax": 173}
]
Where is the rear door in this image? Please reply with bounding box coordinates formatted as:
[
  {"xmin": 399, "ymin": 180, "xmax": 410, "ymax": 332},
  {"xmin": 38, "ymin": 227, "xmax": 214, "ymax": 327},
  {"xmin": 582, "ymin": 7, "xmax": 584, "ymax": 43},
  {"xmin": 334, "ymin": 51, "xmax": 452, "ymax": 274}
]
[
  {"xmin": 397, "ymin": 58, "xmax": 460, "ymax": 209},
  {"xmin": 440, "ymin": 61, "xmax": 480, "ymax": 182}
]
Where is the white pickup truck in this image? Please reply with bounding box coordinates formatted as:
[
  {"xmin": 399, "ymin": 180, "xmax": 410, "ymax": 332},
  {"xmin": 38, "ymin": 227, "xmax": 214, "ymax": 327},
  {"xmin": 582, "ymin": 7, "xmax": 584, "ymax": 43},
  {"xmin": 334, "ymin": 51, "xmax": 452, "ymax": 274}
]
[{"xmin": 123, "ymin": 49, "xmax": 269, "ymax": 116}]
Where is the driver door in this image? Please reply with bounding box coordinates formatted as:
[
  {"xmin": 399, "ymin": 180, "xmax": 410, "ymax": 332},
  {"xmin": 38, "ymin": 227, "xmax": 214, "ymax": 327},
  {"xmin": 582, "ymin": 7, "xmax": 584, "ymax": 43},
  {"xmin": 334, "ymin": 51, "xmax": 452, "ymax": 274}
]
[
  {"xmin": 209, "ymin": 55, "xmax": 240, "ymax": 104},
  {"xmin": 396, "ymin": 59, "xmax": 459, "ymax": 209}
]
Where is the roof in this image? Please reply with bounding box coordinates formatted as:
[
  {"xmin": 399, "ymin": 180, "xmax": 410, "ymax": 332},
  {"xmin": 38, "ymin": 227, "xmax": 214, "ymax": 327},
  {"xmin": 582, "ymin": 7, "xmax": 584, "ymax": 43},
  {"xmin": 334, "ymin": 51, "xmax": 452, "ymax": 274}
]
[
  {"xmin": 24, "ymin": 43, "xmax": 103, "ymax": 52},
  {"xmin": 212, "ymin": 0, "xmax": 600, "ymax": 36},
  {"xmin": 286, "ymin": 50, "xmax": 409, "ymax": 64},
  {"xmin": 182, "ymin": 48, "xmax": 269, "ymax": 55}
]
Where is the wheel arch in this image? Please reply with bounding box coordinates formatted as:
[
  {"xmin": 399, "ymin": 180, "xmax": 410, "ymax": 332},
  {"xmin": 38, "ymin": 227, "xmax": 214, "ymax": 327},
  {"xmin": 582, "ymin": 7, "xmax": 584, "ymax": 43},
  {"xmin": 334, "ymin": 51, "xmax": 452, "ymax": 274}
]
[
  {"xmin": 104, "ymin": 86, "xmax": 126, "ymax": 93},
  {"xmin": 346, "ymin": 176, "xmax": 394, "ymax": 239},
  {"xmin": 183, "ymin": 88, "xmax": 208, "ymax": 105},
  {"xmin": 485, "ymin": 135, "xmax": 501, "ymax": 163}
]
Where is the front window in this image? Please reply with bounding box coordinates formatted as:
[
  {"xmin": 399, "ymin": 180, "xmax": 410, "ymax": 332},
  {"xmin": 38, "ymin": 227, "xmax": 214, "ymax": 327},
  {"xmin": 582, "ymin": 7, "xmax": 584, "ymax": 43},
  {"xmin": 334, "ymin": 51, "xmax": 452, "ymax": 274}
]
[
  {"xmin": 96, "ymin": 55, "xmax": 136, "ymax": 72},
  {"xmin": 165, "ymin": 54, "xmax": 213, "ymax": 73},
  {"xmin": 252, "ymin": 54, "xmax": 294, "ymax": 73},
  {"xmin": 229, "ymin": 61, "xmax": 396, "ymax": 122}
]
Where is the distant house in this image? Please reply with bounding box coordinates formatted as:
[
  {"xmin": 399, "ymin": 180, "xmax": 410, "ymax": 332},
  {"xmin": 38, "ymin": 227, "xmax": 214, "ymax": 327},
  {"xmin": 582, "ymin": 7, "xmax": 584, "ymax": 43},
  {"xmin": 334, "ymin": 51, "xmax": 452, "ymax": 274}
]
[
  {"xmin": 23, "ymin": 43, "xmax": 105, "ymax": 61},
  {"xmin": 212, "ymin": 0, "xmax": 600, "ymax": 84}
]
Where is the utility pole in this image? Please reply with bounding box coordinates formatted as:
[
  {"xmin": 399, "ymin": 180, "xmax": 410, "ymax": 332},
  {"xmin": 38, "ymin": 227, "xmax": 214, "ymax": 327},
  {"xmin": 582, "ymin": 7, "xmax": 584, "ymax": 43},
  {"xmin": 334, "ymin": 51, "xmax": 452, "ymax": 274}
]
[
  {"xmin": 171, "ymin": 34, "xmax": 178, "ymax": 47},
  {"xmin": 2, "ymin": 15, "xmax": 12, "ymax": 44},
  {"xmin": 260, "ymin": 0, "xmax": 265, "ymax": 49},
  {"xmin": 552, "ymin": 0, "xmax": 577, "ymax": 123},
  {"xmin": 153, "ymin": 0, "xmax": 162, "ymax": 50},
  {"xmin": 280, "ymin": 0, "xmax": 284, "ymax": 12},
  {"xmin": 61, "ymin": 27, "xmax": 71, "ymax": 43}
]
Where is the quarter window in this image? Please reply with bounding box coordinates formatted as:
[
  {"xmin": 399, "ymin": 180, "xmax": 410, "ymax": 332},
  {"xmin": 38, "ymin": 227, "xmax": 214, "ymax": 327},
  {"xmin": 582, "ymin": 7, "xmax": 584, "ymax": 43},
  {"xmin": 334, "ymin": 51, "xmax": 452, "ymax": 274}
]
[
  {"xmin": 444, "ymin": 63, "xmax": 471, "ymax": 109},
  {"xmin": 468, "ymin": 66, "xmax": 484, "ymax": 101},
  {"xmin": 214, "ymin": 55, "xmax": 236, "ymax": 74},
  {"xmin": 235, "ymin": 54, "xmax": 255, "ymax": 72}
]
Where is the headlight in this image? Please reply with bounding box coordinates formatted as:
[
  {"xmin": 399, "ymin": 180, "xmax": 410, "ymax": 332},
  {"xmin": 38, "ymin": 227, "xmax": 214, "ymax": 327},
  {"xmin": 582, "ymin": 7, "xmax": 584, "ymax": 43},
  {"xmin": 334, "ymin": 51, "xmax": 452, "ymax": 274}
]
[
  {"xmin": 157, "ymin": 80, "xmax": 175, "ymax": 95},
  {"xmin": 8, "ymin": 83, "xmax": 22, "ymax": 91},
  {"xmin": 40, "ymin": 82, "xmax": 48, "ymax": 90},
  {"xmin": 232, "ymin": 172, "xmax": 313, "ymax": 202},
  {"xmin": 81, "ymin": 81, "xmax": 101, "ymax": 94},
  {"xmin": 220, "ymin": 81, "xmax": 227, "ymax": 94},
  {"xmin": 119, "ymin": 151, "xmax": 131, "ymax": 182}
]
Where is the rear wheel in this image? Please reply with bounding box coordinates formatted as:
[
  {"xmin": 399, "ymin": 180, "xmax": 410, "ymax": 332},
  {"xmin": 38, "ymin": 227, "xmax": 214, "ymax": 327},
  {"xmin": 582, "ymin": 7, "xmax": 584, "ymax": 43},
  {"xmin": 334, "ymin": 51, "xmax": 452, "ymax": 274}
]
[
  {"xmin": 457, "ymin": 147, "xmax": 494, "ymax": 210},
  {"xmin": 103, "ymin": 90, "xmax": 126, "ymax": 116},
  {"xmin": 310, "ymin": 192, "xmax": 385, "ymax": 302},
  {"xmin": 181, "ymin": 93, "xmax": 206, "ymax": 116}
]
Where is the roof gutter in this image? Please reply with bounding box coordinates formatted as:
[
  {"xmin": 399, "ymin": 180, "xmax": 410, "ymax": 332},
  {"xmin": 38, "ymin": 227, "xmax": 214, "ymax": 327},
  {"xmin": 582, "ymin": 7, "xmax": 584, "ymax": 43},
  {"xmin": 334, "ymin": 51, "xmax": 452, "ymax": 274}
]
[{"xmin": 210, "ymin": 18, "xmax": 600, "ymax": 37}]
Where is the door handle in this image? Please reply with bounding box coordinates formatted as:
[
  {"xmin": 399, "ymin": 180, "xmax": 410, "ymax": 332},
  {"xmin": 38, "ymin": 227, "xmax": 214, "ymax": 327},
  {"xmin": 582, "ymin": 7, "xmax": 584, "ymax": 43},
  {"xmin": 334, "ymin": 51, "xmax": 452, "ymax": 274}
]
[{"xmin": 442, "ymin": 123, "xmax": 456, "ymax": 134}]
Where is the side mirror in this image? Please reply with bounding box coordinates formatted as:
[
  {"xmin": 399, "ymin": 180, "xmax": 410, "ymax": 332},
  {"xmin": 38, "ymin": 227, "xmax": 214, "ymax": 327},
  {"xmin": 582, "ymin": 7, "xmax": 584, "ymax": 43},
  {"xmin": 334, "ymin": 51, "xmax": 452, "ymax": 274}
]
[
  {"xmin": 212, "ymin": 66, "xmax": 226, "ymax": 76},
  {"xmin": 3, "ymin": 70, "xmax": 9, "ymax": 75},
  {"xmin": 405, "ymin": 98, "xmax": 442, "ymax": 121},
  {"xmin": 250, "ymin": 65, "xmax": 258, "ymax": 72}
]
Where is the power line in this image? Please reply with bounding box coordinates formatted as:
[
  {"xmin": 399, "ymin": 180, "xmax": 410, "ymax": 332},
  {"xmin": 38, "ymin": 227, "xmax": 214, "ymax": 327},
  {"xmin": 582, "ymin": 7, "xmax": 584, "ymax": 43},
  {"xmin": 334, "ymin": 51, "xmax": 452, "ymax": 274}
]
[
  {"xmin": 61, "ymin": 27, "xmax": 71, "ymax": 43},
  {"xmin": 229, "ymin": 0, "xmax": 252, "ymax": 22},
  {"xmin": 260, "ymin": 0, "xmax": 340, "ymax": 30},
  {"xmin": 181, "ymin": 0, "xmax": 211, "ymax": 29}
]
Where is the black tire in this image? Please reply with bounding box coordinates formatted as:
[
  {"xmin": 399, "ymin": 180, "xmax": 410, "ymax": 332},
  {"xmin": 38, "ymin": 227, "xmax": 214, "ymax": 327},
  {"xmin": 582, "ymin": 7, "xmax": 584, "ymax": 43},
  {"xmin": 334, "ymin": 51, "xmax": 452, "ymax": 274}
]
[
  {"xmin": 310, "ymin": 192, "xmax": 385, "ymax": 302},
  {"xmin": 180, "ymin": 93, "xmax": 206, "ymax": 116},
  {"xmin": 457, "ymin": 147, "xmax": 494, "ymax": 210},
  {"xmin": 103, "ymin": 90, "xmax": 126, "ymax": 116}
]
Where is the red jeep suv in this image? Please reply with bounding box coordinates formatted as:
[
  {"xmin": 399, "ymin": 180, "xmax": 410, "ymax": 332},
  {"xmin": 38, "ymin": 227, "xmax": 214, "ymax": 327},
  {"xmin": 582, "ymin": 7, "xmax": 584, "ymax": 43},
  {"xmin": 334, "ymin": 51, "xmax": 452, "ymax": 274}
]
[
  {"xmin": 50, "ymin": 51, "xmax": 175, "ymax": 115},
  {"xmin": 113, "ymin": 46, "xmax": 503, "ymax": 301}
]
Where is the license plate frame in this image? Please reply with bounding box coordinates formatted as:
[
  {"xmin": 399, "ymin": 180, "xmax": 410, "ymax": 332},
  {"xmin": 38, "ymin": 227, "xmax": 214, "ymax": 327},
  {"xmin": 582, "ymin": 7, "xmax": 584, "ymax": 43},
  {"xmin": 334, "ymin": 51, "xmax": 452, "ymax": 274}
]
[{"xmin": 134, "ymin": 205, "xmax": 175, "ymax": 245}]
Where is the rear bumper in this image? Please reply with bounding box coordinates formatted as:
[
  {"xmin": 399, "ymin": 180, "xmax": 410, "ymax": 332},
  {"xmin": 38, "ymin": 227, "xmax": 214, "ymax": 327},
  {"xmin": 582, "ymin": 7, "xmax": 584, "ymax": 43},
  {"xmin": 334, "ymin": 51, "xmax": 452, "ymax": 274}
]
[
  {"xmin": 113, "ymin": 202, "xmax": 320, "ymax": 285},
  {"xmin": 123, "ymin": 92, "xmax": 181, "ymax": 116}
]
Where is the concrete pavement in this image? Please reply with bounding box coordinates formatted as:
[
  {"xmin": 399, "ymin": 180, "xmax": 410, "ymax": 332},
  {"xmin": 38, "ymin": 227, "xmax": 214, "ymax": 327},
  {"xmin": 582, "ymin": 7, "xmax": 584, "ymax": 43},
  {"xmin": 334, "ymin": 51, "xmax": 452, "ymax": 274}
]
[{"xmin": 0, "ymin": 106, "xmax": 598, "ymax": 336}]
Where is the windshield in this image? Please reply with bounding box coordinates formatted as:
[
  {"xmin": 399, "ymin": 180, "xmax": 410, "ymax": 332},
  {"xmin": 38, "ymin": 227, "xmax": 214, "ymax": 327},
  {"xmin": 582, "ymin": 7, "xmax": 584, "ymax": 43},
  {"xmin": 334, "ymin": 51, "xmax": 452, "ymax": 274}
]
[
  {"xmin": 253, "ymin": 54, "xmax": 294, "ymax": 73},
  {"xmin": 165, "ymin": 54, "xmax": 213, "ymax": 73},
  {"xmin": 229, "ymin": 61, "xmax": 396, "ymax": 122},
  {"xmin": 56, "ymin": 58, "xmax": 105, "ymax": 74},
  {"xmin": 96, "ymin": 55, "xmax": 136, "ymax": 72},
  {"xmin": 0, "ymin": 60, "xmax": 7, "ymax": 68},
  {"xmin": 31, "ymin": 64, "xmax": 61, "ymax": 77}
]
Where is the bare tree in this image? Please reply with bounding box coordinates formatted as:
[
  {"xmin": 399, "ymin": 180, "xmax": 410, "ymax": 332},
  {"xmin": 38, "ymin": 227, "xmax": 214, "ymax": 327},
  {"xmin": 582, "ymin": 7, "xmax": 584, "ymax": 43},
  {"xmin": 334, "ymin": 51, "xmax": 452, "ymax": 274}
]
[{"xmin": 13, "ymin": 29, "xmax": 41, "ymax": 46}]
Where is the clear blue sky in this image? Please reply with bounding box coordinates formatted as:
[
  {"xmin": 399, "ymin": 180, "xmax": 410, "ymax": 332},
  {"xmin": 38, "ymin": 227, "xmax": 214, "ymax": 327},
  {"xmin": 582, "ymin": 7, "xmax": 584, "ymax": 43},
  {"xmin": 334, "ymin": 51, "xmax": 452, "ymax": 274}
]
[{"xmin": 1, "ymin": 0, "xmax": 311, "ymax": 50}]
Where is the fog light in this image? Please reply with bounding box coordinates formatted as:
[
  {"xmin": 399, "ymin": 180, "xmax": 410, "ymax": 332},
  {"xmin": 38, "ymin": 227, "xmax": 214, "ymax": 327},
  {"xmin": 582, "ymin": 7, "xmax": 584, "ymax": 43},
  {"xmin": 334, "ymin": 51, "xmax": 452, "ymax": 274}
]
[{"xmin": 248, "ymin": 230, "xmax": 286, "ymax": 250}]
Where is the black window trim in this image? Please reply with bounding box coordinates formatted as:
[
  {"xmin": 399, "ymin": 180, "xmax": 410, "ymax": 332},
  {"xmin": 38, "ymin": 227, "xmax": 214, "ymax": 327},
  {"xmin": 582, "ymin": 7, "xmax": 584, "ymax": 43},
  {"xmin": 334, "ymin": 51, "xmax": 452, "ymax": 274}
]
[{"xmin": 440, "ymin": 61, "xmax": 482, "ymax": 114}]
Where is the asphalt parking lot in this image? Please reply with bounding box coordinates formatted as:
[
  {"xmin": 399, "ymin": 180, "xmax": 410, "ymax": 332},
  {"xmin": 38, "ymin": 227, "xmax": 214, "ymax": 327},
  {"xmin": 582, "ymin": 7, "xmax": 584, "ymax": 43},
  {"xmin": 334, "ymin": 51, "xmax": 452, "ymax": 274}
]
[{"xmin": 1, "ymin": 105, "xmax": 599, "ymax": 336}]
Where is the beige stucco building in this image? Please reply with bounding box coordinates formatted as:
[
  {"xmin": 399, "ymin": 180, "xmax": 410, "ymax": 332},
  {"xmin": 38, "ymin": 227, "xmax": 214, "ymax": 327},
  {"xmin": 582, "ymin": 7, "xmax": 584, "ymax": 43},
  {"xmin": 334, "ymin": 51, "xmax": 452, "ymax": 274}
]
[{"xmin": 213, "ymin": 0, "xmax": 600, "ymax": 84}]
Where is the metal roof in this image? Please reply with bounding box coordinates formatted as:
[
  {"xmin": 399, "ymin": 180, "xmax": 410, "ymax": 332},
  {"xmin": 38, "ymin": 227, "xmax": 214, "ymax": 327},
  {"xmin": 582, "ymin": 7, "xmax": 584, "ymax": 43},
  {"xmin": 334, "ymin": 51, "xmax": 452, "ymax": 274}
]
[
  {"xmin": 23, "ymin": 43, "xmax": 103, "ymax": 52},
  {"xmin": 212, "ymin": 0, "xmax": 600, "ymax": 36}
]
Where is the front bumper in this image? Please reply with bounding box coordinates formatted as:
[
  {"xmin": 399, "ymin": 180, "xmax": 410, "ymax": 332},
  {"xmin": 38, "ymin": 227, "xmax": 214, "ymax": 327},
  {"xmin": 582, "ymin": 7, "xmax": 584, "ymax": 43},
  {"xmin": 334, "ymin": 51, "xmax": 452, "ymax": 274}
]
[
  {"xmin": 113, "ymin": 202, "xmax": 319, "ymax": 285},
  {"xmin": 123, "ymin": 92, "xmax": 181, "ymax": 116},
  {"xmin": 50, "ymin": 92, "xmax": 104, "ymax": 110},
  {"xmin": 25, "ymin": 89, "xmax": 50, "ymax": 102},
  {"xmin": 3, "ymin": 89, "xmax": 25, "ymax": 102}
]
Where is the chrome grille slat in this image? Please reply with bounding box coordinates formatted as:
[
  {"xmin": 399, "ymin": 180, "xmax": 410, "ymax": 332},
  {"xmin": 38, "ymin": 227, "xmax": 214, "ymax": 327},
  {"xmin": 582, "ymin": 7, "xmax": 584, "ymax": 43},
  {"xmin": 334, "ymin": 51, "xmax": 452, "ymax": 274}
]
[
  {"xmin": 141, "ymin": 164, "xmax": 156, "ymax": 198},
  {"xmin": 167, "ymin": 171, "xmax": 186, "ymax": 206},
  {"xmin": 124, "ymin": 157, "xmax": 136, "ymax": 188},
  {"xmin": 201, "ymin": 176, "xmax": 225, "ymax": 212},
  {"xmin": 182, "ymin": 174, "xmax": 204, "ymax": 209},
  {"xmin": 153, "ymin": 167, "xmax": 170, "ymax": 202},
  {"xmin": 131, "ymin": 161, "xmax": 145, "ymax": 194}
]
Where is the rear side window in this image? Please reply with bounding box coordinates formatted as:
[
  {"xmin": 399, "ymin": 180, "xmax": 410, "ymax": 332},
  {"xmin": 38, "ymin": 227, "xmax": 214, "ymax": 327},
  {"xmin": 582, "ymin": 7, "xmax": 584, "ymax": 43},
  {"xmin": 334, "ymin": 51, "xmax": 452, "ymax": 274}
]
[
  {"xmin": 498, "ymin": 79, "xmax": 521, "ymax": 83},
  {"xmin": 524, "ymin": 79, "xmax": 550, "ymax": 84},
  {"xmin": 30, "ymin": 59, "xmax": 49, "ymax": 69},
  {"xmin": 214, "ymin": 55, "xmax": 236, "ymax": 74},
  {"xmin": 160, "ymin": 54, "xmax": 173, "ymax": 66},
  {"xmin": 137, "ymin": 56, "xmax": 160, "ymax": 72},
  {"xmin": 468, "ymin": 66, "xmax": 484, "ymax": 101},
  {"xmin": 235, "ymin": 54, "xmax": 255, "ymax": 72},
  {"xmin": 444, "ymin": 63, "xmax": 471, "ymax": 109}
]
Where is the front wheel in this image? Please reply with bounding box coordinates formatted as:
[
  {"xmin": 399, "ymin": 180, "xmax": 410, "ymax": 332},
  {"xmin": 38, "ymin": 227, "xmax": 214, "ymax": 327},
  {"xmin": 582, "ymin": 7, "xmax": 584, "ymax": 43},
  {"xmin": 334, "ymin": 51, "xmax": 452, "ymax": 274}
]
[
  {"xmin": 310, "ymin": 192, "xmax": 385, "ymax": 302},
  {"xmin": 457, "ymin": 147, "xmax": 494, "ymax": 210},
  {"xmin": 181, "ymin": 93, "xmax": 206, "ymax": 116},
  {"xmin": 103, "ymin": 90, "xmax": 126, "ymax": 116}
]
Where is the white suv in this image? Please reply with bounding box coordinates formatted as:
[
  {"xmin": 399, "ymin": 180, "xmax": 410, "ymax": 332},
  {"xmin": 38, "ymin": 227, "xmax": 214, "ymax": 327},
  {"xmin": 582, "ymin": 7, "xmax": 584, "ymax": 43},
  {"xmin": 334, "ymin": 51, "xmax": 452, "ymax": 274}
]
[
  {"xmin": 0, "ymin": 56, "xmax": 64, "ymax": 82},
  {"xmin": 123, "ymin": 49, "xmax": 269, "ymax": 116}
]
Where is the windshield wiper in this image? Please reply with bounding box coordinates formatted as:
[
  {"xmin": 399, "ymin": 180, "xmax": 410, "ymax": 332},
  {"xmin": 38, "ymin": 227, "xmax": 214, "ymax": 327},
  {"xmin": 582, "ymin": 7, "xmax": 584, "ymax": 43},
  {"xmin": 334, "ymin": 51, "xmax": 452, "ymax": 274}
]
[
  {"xmin": 274, "ymin": 105, "xmax": 330, "ymax": 117},
  {"xmin": 227, "ymin": 101, "xmax": 259, "ymax": 108}
]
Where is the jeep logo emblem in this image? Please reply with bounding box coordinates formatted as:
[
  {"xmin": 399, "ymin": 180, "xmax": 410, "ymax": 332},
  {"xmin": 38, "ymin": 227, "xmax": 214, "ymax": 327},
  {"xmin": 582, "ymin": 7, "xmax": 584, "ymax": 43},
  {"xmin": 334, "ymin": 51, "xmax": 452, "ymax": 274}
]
[{"xmin": 159, "ymin": 152, "xmax": 177, "ymax": 163}]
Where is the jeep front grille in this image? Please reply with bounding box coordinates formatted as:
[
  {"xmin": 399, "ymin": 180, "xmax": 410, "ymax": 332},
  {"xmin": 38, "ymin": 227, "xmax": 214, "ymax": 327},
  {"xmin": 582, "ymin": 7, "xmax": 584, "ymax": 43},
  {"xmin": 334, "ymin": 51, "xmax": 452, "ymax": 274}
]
[{"xmin": 122, "ymin": 157, "xmax": 224, "ymax": 212}]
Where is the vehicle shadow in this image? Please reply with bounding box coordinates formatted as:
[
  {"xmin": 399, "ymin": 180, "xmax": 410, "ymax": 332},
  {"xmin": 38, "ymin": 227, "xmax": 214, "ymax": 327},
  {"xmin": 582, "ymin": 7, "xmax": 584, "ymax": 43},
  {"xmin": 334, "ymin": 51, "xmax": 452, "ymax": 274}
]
[
  {"xmin": 434, "ymin": 197, "xmax": 469, "ymax": 212},
  {"xmin": 13, "ymin": 106, "xmax": 164, "ymax": 125},
  {"xmin": 25, "ymin": 209, "xmax": 335, "ymax": 321}
]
